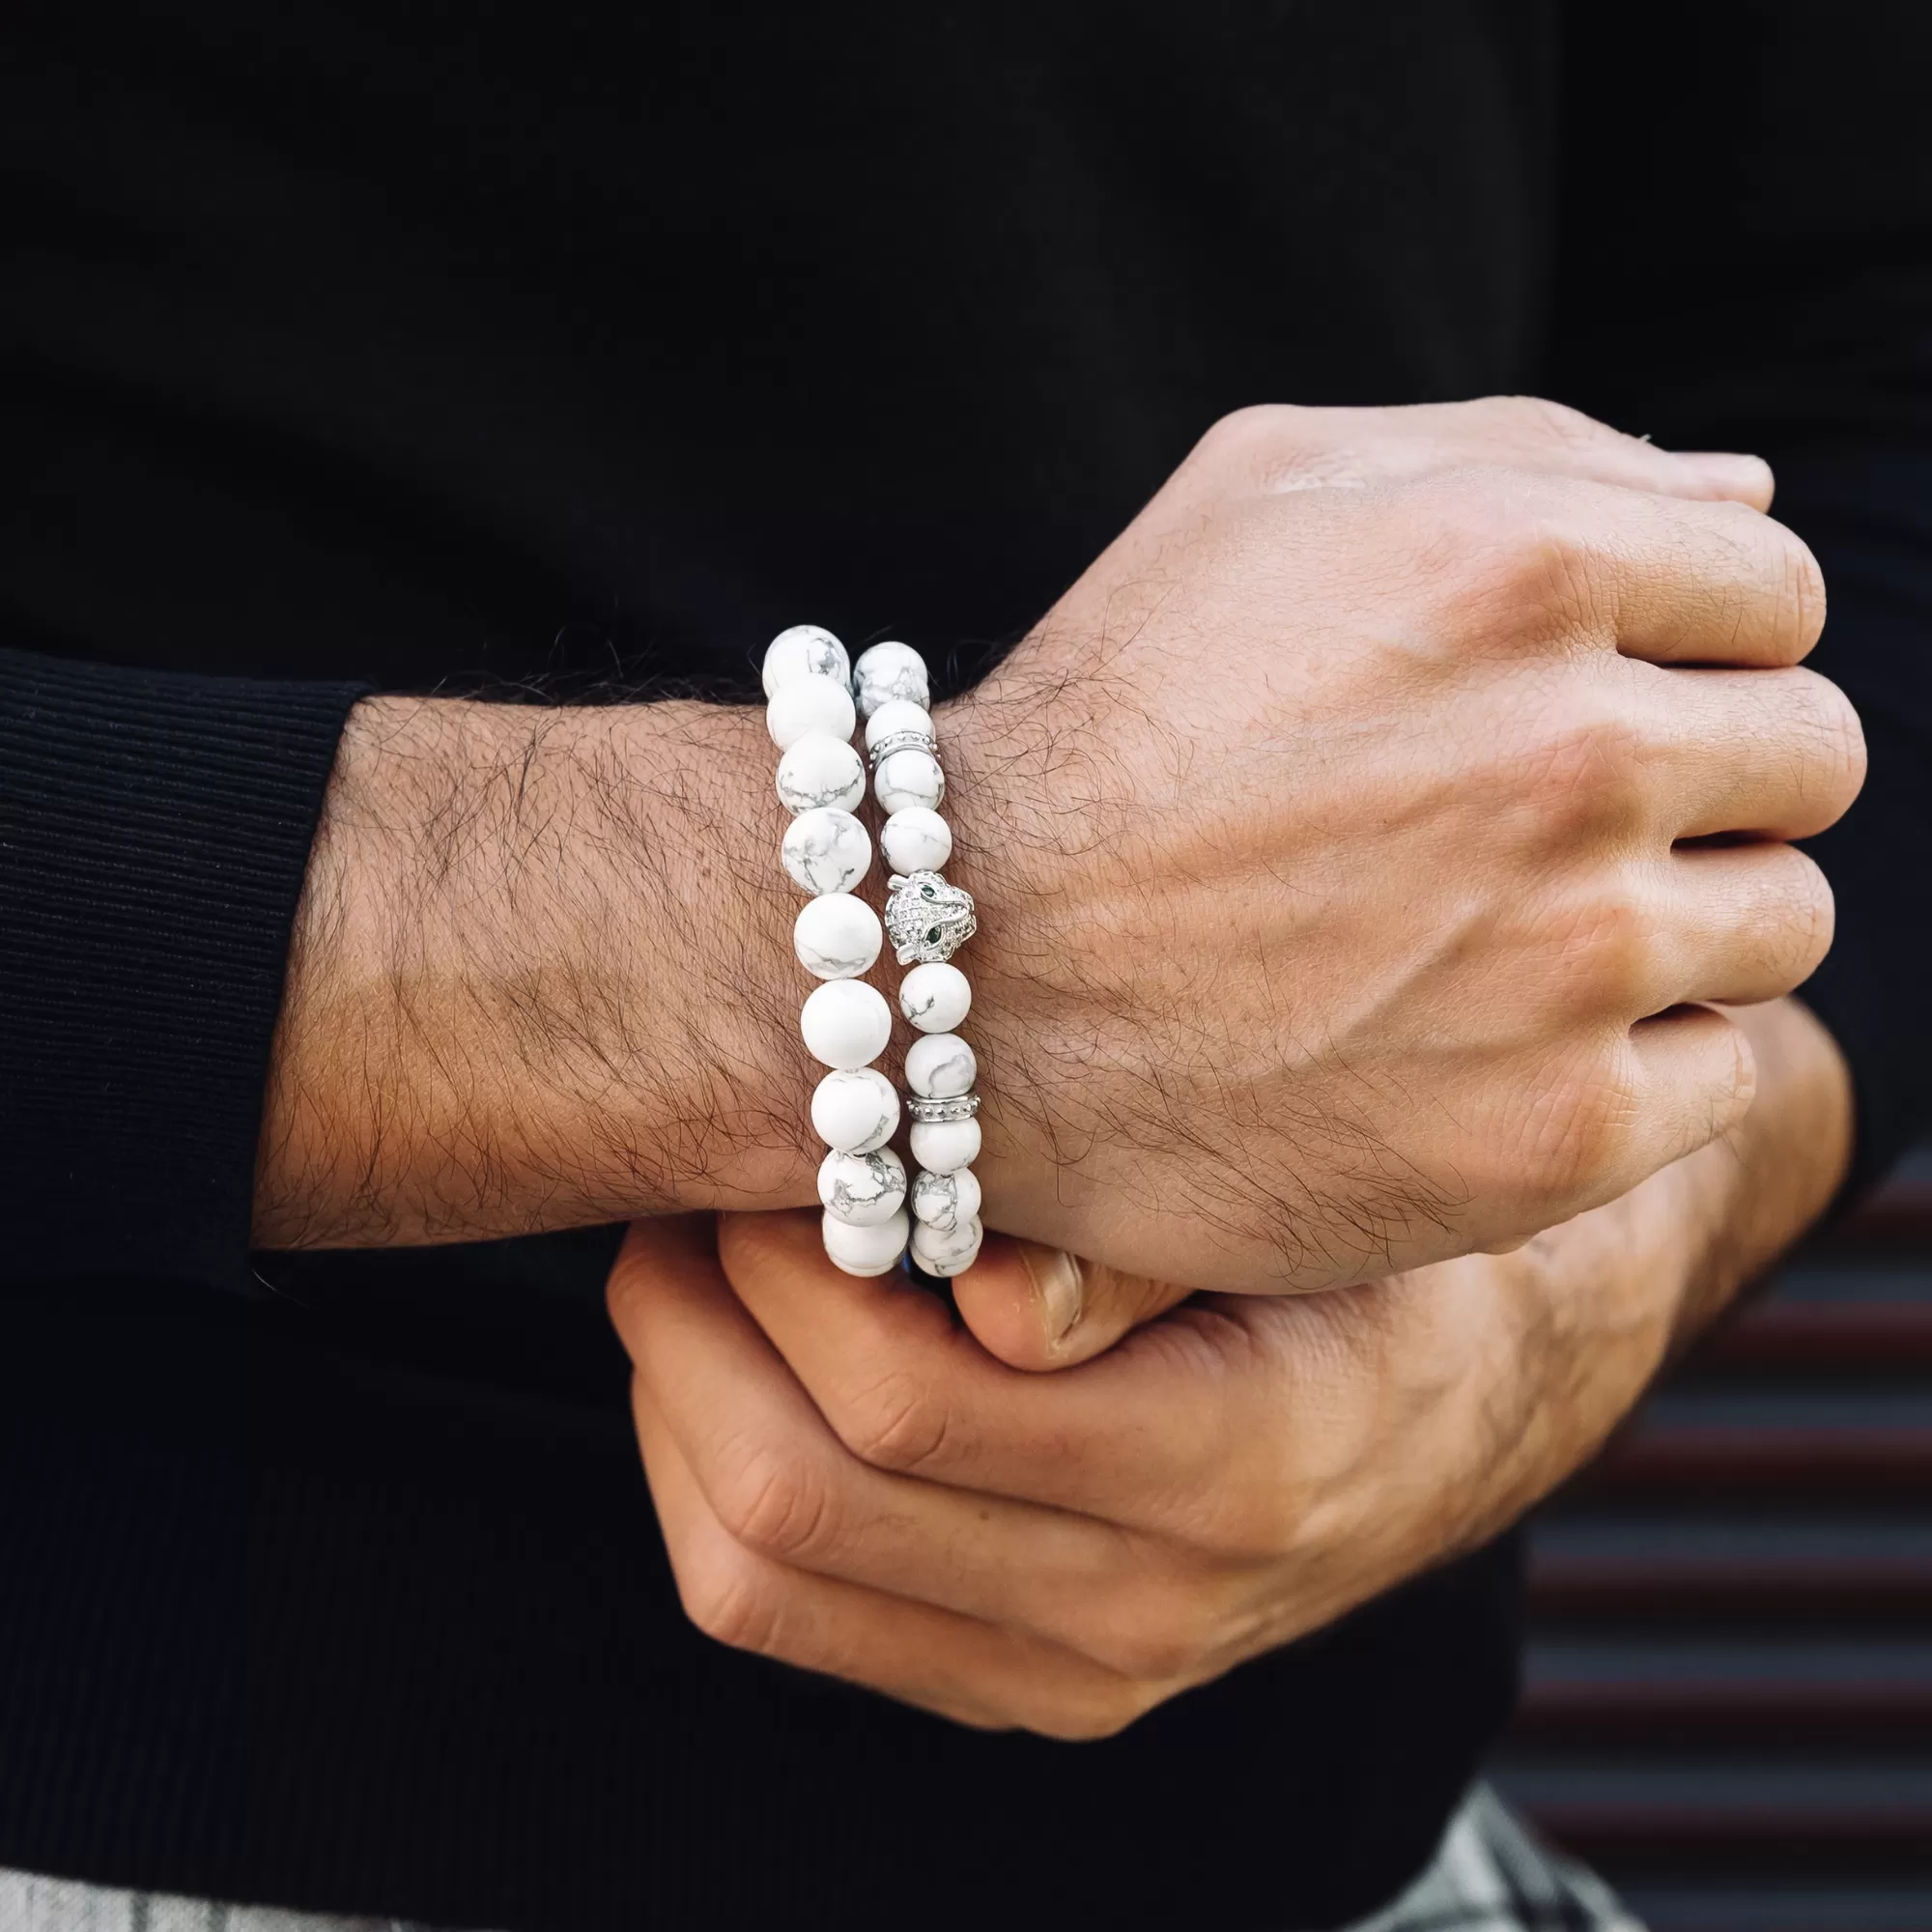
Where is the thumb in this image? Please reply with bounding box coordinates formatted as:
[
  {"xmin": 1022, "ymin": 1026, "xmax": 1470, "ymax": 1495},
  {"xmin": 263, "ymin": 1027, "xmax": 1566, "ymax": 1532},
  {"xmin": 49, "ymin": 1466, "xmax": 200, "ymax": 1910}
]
[{"xmin": 950, "ymin": 1234, "xmax": 1192, "ymax": 1371}]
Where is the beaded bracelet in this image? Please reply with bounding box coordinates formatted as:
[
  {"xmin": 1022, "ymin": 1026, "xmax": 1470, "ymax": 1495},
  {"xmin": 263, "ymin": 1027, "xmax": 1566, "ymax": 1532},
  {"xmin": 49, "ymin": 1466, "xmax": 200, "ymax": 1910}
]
[
  {"xmin": 765, "ymin": 626, "xmax": 981, "ymax": 1279},
  {"xmin": 865, "ymin": 645, "xmax": 984, "ymax": 1281}
]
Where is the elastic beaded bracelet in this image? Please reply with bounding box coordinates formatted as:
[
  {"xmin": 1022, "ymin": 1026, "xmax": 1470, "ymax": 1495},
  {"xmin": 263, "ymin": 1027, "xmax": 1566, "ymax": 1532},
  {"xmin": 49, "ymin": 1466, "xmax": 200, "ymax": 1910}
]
[
  {"xmin": 767, "ymin": 628, "xmax": 983, "ymax": 1281},
  {"xmin": 765, "ymin": 626, "xmax": 908, "ymax": 1277},
  {"xmin": 853, "ymin": 641, "xmax": 985, "ymax": 1282}
]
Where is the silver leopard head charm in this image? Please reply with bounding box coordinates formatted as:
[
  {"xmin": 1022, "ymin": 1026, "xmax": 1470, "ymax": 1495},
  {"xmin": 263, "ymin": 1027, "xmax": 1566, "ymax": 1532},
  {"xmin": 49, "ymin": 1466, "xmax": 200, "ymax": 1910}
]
[{"xmin": 885, "ymin": 869, "xmax": 977, "ymax": 965}]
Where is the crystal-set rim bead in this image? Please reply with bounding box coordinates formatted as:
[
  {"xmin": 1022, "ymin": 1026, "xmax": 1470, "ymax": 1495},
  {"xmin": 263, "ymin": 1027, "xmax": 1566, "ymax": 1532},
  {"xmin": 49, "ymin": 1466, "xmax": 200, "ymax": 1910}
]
[
  {"xmin": 867, "ymin": 728, "xmax": 937, "ymax": 768},
  {"xmin": 906, "ymin": 1093, "xmax": 980, "ymax": 1123}
]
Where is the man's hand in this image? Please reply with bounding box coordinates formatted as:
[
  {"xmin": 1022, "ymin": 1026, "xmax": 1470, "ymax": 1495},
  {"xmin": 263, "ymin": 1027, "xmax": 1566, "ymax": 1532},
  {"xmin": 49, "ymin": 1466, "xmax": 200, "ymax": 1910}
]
[
  {"xmin": 951, "ymin": 398, "xmax": 1862, "ymax": 1290},
  {"xmin": 607, "ymin": 996, "xmax": 1850, "ymax": 1740},
  {"xmin": 259, "ymin": 397, "xmax": 1860, "ymax": 1269}
]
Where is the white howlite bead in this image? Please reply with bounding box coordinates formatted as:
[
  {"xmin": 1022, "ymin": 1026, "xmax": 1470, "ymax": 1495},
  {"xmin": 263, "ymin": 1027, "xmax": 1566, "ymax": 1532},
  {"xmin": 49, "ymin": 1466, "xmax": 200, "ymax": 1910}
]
[
  {"xmin": 822, "ymin": 1208, "xmax": 910, "ymax": 1277},
  {"xmin": 863, "ymin": 697, "xmax": 934, "ymax": 754},
  {"xmin": 852, "ymin": 641, "xmax": 930, "ymax": 718},
  {"xmin": 777, "ymin": 732, "xmax": 866, "ymax": 815},
  {"xmin": 912, "ymin": 1213, "xmax": 983, "ymax": 1279},
  {"xmin": 874, "ymin": 747, "xmax": 945, "ymax": 814},
  {"xmin": 810, "ymin": 1067, "xmax": 900, "ymax": 1153},
  {"xmin": 800, "ymin": 979, "xmax": 893, "ymax": 1070},
  {"xmin": 911, "ymin": 1165, "xmax": 981, "ymax": 1233},
  {"xmin": 818, "ymin": 1146, "xmax": 908, "ymax": 1227},
  {"xmin": 898, "ymin": 961, "xmax": 972, "ymax": 1034},
  {"xmin": 766, "ymin": 676, "xmax": 856, "ymax": 752},
  {"xmin": 880, "ymin": 807, "xmax": 952, "ymax": 875},
  {"xmin": 910, "ymin": 1117, "xmax": 980, "ymax": 1174},
  {"xmin": 793, "ymin": 894, "xmax": 882, "ymax": 980},
  {"xmin": 761, "ymin": 625, "xmax": 850, "ymax": 699},
  {"xmin": 781, "ymin": 808, "xmax": 870, "ymax": 896},
  {"xmin": 904, "ymin": 1032, "xmax": 977, "ymax": 1099}
]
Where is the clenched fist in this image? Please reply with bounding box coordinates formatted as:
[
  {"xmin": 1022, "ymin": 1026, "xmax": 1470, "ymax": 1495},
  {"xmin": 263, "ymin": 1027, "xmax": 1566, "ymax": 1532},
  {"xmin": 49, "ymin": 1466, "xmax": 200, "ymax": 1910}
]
[
  {"xmin": 949, "ymin": 399, "xmax": 1861, "ymax": 1291},
  {"xmin": 260, "ymin": 399, "xmax": 1860, "ymax": 1274}
]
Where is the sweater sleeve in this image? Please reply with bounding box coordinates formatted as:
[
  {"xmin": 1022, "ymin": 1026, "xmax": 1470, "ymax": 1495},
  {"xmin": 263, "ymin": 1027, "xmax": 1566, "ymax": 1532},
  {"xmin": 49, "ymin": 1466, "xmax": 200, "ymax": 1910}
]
[
  {"xmin": 0, "ymin": 647, "xmax": 366, "ymax": 1289},
  {"xmin": 1549, "ymin": 0, "xmax": 1932, "ymax": 1200}
]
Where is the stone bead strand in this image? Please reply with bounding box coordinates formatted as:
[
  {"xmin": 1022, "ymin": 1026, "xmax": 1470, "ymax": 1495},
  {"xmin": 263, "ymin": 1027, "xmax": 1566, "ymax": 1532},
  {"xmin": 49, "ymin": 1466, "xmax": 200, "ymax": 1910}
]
[
  {"xmin": 853, "ymin": 640, "xmax": 985, "ymax": 1281},
  {"xmin": 764, "ymin": 626, "xmax": 909, "ymax": 1278}
]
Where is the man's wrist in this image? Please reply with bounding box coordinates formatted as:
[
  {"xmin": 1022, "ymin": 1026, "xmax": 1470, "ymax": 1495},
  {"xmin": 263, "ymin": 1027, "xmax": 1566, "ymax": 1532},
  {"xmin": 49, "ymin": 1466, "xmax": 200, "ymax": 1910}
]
[{"xmin": 255, "ymin": 694, "xmax": 818, "ymax": 1247}]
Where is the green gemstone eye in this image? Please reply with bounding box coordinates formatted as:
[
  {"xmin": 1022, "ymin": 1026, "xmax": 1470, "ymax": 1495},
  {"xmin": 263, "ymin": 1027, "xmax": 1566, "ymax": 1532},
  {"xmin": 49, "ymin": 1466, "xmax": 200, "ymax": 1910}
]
[
  {"xmin": 921, "ymin": 884, "xmax": 936, "ymax": 898},
  {"xmin": 925, "ymin": 927, "xmax": 941, "ymax": 944}
]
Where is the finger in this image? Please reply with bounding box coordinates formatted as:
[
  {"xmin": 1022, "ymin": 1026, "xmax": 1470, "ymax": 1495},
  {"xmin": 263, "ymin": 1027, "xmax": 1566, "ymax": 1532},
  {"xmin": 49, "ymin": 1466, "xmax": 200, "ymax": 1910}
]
[
  {"xmin": 1646, "ymin": 664, "xmax": 1866, "ymax": 842},
  {"xmin": 1626, "ymin": 1002, "xmax": 1759, "ymax": 1170},
  {"xmin": 1671, "ymin": 453, "xmax": 1777, "ymax": 511},
  {"xmin": 1501, "ymin": 1005, "xmax": 1759, "ymax": 1235},
  {"xmin": 950, "ymin": 1236, "xmax": 1194, "ymax": 1371},
  {"xmin": 634, "ymin": 1385, "xmax": 1159, "ymax": 1739},
  {"xmin": 1614, "ymin": 493, "xmax": 1824, "ymax": 667},
  {"xmin": 605, "ymin": 1209, "xmax": 724, "ymax": 1332},
  {"xmin": 1211, "ymin": 400, "xmax": 1776, "ymax": 507},
  {"xmin": 611, "ymin": 1218, "xmax": 1233, "ymax": 1665},
  {"xmin": 713, "ymin": 1210, "xmax": 1297, "ymax": 1530},
  {"xmin": 1406, "ymin": 397, "xmax": 1773, "ymax": 508},
  {"xmin": 1476, "ymin": 1005, "xmax": 1759, "ymax": 1237},
  {"xmin": 1651, "ymin": 843, "xmax": 1835, "ymax": 1008},
  {"xmin": 1477, "ymin": 473, "xmax": 1825, "ymax": 668}
]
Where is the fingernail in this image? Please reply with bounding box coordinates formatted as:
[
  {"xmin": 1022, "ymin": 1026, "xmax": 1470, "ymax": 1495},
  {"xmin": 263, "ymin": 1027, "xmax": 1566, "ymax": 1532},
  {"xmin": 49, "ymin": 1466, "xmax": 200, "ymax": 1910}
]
[
  {"xmin": 1016, "ymin": 1241, "xmax": 1084, "ymax": 1345},
  {"xmin": 1672, "ymin": 451, "xmax": 1773, "ymax": 496}
]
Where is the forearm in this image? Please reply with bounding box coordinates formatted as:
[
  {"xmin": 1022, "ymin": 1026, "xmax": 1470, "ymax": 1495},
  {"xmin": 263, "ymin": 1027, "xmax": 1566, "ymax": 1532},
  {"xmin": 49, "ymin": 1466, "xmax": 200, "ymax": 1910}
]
[{"xmin": 254, "ymin": 695, "xmax": 818, "ymax": 1247}]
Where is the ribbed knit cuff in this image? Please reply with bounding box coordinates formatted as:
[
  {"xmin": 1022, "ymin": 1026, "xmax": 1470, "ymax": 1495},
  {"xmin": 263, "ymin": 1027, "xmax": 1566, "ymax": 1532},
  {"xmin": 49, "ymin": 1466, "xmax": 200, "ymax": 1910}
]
[{"xmin": 0, "ymin": 648, "xmax": 367, "ymax": 1290}]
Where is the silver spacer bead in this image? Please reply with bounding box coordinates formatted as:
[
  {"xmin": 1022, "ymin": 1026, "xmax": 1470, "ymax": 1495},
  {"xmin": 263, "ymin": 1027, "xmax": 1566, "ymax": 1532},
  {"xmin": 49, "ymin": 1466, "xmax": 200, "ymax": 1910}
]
[
  {"xmin": 867, "ymin": 728, "xmax": 937, "ymax": 769},
  {"xmin": 906, "ymin": 1092, "xmax": 980, "ymax": 1124}
]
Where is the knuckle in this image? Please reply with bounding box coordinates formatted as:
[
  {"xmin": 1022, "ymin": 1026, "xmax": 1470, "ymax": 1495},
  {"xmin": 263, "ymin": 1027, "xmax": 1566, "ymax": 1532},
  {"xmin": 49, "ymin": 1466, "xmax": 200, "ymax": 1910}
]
[
  {"xmin": 1558, "ymin": 880, "xmax": 1657, "ymax": 1012},
  {"xmin": 1775, "ymin": 526, "xmax": 1829, "ymax": 656},
  {"xmin": 1829, "ymin": 692, "xmax": 1868, "ymax": 797},
  {"xmin": 831, "ymin": 1364, "xmax": 954, "ymax": 1475},
  {"xmin": 1723, "ymin": 1020, "xmax": 1759, "ymax": 1122},
  {"xmin": 1681, "ymin": 1011, "xmax": 1757, "ymax": 1149},
  {"xmin": 1024, "ymin": 1682, "xmax": 1165, "ymax": 1743},
  {"xmin": 1505, "ymin": 524, "xmax": 1599, "ymax": 632},
  {"xmin": 1490, "ymin": 393, "xmax": 1612, "ymax": 449},
  {"xmin": 1194, "ymin": 404, "xmax": 1333, "ymax": 491},
  {"xmin": 679, "ymin": 1547, "xmax": 785, "ymax": 1658},
  {"xmin": 1507, "ymin": 704, "xmax": 1649, "ymax": 841},
  {"xmin": 1179, "ymin": 1481, "xmax": 1298, "ymax": 1567},
  {"xmin": 1761, "ymin": 850, "xmax": 1837, "ymax": 983},
  {"xmin": 1803, "ymin": 675, "xmax": 1867, "ymax": 806},
  {"xmin": 710, "ymin": 1438, "xmax": 843, "ymax": 1565},
  {"xmin": 1517, "ymin": 1047, "xmax": 1638, "ymax": 1208},
  {"xmin": 1088, "ymin": 1600, "xmax": 1224, "ymax": 1684},
  {"xmin": 1410, "ymin": 475, "xmax": 1597, "ymax": 632},
  {"xmin": 1200, "ymin": 402, "xmax": 1300, "ymax": 454}
]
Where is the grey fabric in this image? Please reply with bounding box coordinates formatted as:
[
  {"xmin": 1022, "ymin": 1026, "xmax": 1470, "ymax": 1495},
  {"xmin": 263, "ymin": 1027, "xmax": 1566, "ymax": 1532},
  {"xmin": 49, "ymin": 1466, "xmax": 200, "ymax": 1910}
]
[
  {"xmin": 0, "ymin": 1870, "xmax": 429, "ymax": 1932},
  {"xmin": 1346, "ymin": 1786, "xmax": 1646, "ymax": 1932},
  {"xmin": 0, "ymin": 1786, "xmax": 1636, "ymax": 1932}
]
